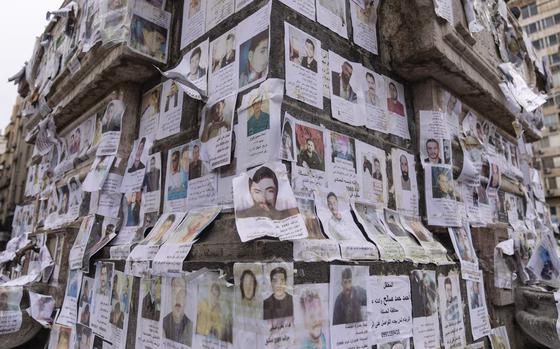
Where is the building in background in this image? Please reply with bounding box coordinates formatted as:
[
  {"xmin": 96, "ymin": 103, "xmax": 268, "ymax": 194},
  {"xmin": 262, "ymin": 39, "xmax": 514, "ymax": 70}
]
[{"xmin": 511, "ymin": 0, "xmax": 560, "ymax": 224}]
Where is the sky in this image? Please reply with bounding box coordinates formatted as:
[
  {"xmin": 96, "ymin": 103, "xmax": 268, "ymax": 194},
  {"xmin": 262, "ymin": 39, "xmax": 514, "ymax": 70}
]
[{"xmin": 0, "ymin": 0, "xmax": 61, "ymax": 133}]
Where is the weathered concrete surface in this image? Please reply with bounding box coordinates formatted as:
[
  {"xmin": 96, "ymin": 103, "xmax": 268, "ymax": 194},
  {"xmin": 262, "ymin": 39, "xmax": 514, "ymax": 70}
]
[{"xmin": 515, "ymin": 286, "xmax": 560, "ymax": 348}]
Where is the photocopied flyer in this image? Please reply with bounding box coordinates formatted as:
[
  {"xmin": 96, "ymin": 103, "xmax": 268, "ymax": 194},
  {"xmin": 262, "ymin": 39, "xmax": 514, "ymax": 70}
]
[{"xmin": 437, "ymin": 272, "xmax": 467, "ymax": 349}]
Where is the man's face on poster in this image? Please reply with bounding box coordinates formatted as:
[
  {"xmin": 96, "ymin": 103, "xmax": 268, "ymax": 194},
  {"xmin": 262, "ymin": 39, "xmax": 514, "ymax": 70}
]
[
  {"xmin": 226, "ymin": 36, "xmax": 234, "ymax": 54},
  {"xmin": 400, "ymin": 156, "xmax": 408, "ymax": 177},
  {"xmin": 303, "ymin": 297, "xmax": 324, "ymax": 339},
  {"xmin": 389, "ymin": 83, "xmax": 398, "ymax": 100},
  {"xmin": 100, "ymin": 267, "xmax": 108, "ymax": 290},
  {"xmin": 180, "ymin": 150, "xmax": 189, "ymax": 172},
  {"xmin": 193, "ymin": 146, "xmax": 200, "ymax": 161},
  {"xmin": 271, "ymin": 271, "xmax": 286, "ymax": 299},
  {"xmin": 171, "ymin": 278, "xmax": 186, "ymax": 320},
  {"xmin": 342, "ymin": 276, "xmax": 352, "ymax": 297},
  {"xmin": 248, "ymin": 38, "xmax": 269, "ymax": 74},
  {"xmin": 426, "ymin": 140, "xmax": 439, "ymax": 161},
  {"xmin": 438, "ymin": 173, "xmax": 449, "ymax": 193},
  {"xmin": 189, "ymin": 52, "xmax": 201, "ymax": 74},
  {"xmin": 242, "ymin": 273, "xmax": 256, "ymax": 300},
  {"xmin": 305, "ymin": 40, "xmax": 314, "ymax": 58},
  {"xmin": 212, "ymin": 102, "xmax": 225, "ymax": 121},
  {"xmin": 171, "ymin": 153, "xmax": 179, "ymax": 172},
  {"xmin": 335, "ymin": 138, "xmax": 347, "ymax": 155},
  {"xmin": 150, "ymin": 279, "xmax": 158, "ymax": 297},
  {"xmin": 252, "ymin": 99, "xmax": 262, "ymax": 117},
  {"xmin": 106, "ymin": 225, "xmax": 115, "ymax": 235},
  {"xmin": 0, "ymin": 292, "xmax": 8, "ymax": 309},
  {"xmin": 341, "ymin": 62, "xmax": 353, "ymax": 85},
  {"xmin": 135, "ymin": 141, "xmax": 145, "ymax": 162},
  {"xmin": 327, "ymin": 195, "xmax": 339, "ymax": 217},
  {"xmin": 366, "ymin": 74, "xmax": 375, "ymax": 92},
  {"xmin": 306, "ymin": 139, "xmax": 315, "ymax": 154},
  {"xmin": 374, "ymin": 159, "xmax": 381, "ymax": 174},
  {"xmin": 149, "ymin": 157, "xmax": 156, "ymax": 172},
  {"xmin": 445, "ymin": 282, "xmax": 453, "ymax": 302},
  {"xmin": 249, "ymin": 177, "xmax": 277, "ymax": 211}
]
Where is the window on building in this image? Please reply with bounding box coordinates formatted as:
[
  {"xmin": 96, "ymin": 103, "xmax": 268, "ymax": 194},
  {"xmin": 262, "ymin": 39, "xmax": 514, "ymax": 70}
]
[
  {"xmin": 545, "ymin": 96, "xmax": 555, "ymax": 107},
  {"xmin": 542, "ymin": 137, "xmax": 551, "ymax": 148},
  {"xmin": 543, "ymin": 157, "xmax": 554, "ymax": 169},
  {"xmin": 543, "ymin": 16, "xmax": 556, "ymax": 29},
  {"xmin": 553, "ymin": 70, "xmax": 560, "ymax": 86},
  {"xmin": 548, "ymin": 34, "xmax": 559, "ymax": 47},
  {"xmin": 522, "ymin": 3, "xmax": 538, "ymax": 19},
  {"xmin": 548, "ymin": 177, "xmax": 558, "ymax": 190},
  {"xmin": 533, "ymin": 39, "xmax": 543, "ymax": 50},
  {"xmin": 550, "ymin": 53, "xmax": 560, "ymax": 65},
  {"xmin": 545, "ymin": 114, "xmax": 559, "ymax": 128},
  {"xmin": 526, "ymin": 22, "xmax": 540, "ymax": 34},
  {"xmin": 555, "ymin": 13, "xmax": 560, "ymax": 24}
]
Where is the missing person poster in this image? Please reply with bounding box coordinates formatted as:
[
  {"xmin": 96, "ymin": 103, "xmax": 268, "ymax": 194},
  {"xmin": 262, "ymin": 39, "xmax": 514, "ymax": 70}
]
[
  {"xmin": 314, "ymin": 191, "xmax": 364, "ymax": 241},
  {"xmin": 279, "ymin": 0, "xmax": 315, "ymax": 19},
  {"xmin": 164, "ymin": 144, "xmax": 189, "ymax": 213},
  {"xmin": 437, "ymin": 272, "xmax": 467, "ymax": 349},
  {"xmin": 69, "ymin": 216, "xmax": 95, "ymax": 270},
  {"xmin": 316, "ymin": 0, "xmax": 348, "ymax": 39},
  {"xmin": 356, "ymin": 140, "xmax": 387, "ymax": 205},
  {"xmin": 368, "ymin": 275, "xmax": 412, "ymax": 345},
  {"xmin": 181, "ymin": 0, "xmax": 206, "ymax": 49},
  {"xmin": 135, "ymin": 276, "xmax": 162, "ymax": 349},
  {"xmin": 420, "ymin": 110, "xmax": 452, "ymax": 166},
  {"xmin": 83, "ymin": 155, "xmax": 115, "ymax": 192},
  {"xmin": 91, "ymin": 262, "xmax": 115, "ymax": 339},
  {"xmin": 489, "ymin": 326, "xmax": 512, "ymax": 349},
  {"xmin": 152, "ymin": 206, "xmax": 220, "ymax": 274},
  {"xmin": 424, "ymin": 164, "xmax": 460, "ymax": 227},
  {"xmin": 158, "ymin": 80, "xmax": 183, "ymax": 140},
  {"xmin": 410, "ymin": 270, "xmax": 441, "ymax": 349},
  {"xmin": 391, "ymin": 148, "xmax": 419, "ymax": 216},
  {"xmin": 260, "ymin": 263, "xmax": 295, "ymax": 348},
  {"xmin": 329, "ymin": 51, "xmax": 364, "ymax": 126},
  {"xmin": 350, "ymin": 0, "xmax": 378, "ymax": 55},
  {"xmin": 284, "ymin": 23, "xmax": 323, "ymax": 109},
  {"xmin": 382, "ymin": 209, "xmax": 430, "ymax": 263},
  {"xmin": 401, "ymin": 217, "xmax": 449, "ymax": 265},
  {"xmin": 466, "ymin": 271, "xmax": 491, "ymax": 340},
  {"xmin": 141, "ymin": 152, "xmax": 162, "ymax": 214},
  {"xmin": 233, "ymin": 263, "xmax": 263, "ymax": 348},
  {"xmin": 287, "ymin": 113, "xmax": 328, "ymax": 197},
  {"xmin": 200, "ymin": 94, "xmax": 236, "ymax": 169},
  {"xmin": 233, "ymin": 162, "xmax": 307, "ymax": 242},
  {"xmin": 129, "ymin": 2, "xmax": 171, "ymax": 63},
  {"xmin": 363, "ymin": 68, "xmax": 387, "ymax": 133},
  {"xmin": 158, "ymin": 275, "xmax": 197, "ymax": 349},
  {"xmin": 121, "ymin": 137, "xmax": 153, "ymax": 193},
  {"xmin": 327, "ymin": 132, "xmax": 358, "ymax": 197},
  {"xmin": 56, "ymin": 270, "xmax": 82, "ymax": 327},
  {"xmin": 352, "ymin": 201, "xmax": 406, "ymax": 261},
  {"xmin": 194, "ymin": 273, "xmax": 234, "ymax": 349},
  {"xmin": 109, "ymin": 271, "xmax": 133, "ymax": 349},
  {"xmin": 206, "ymin": 0, "xmax": 234, "ymax": 31},
  {"xmin": 209, "ymin": 27, "xmax": 238, "ymax": 99},
  {"xmin": 237, "ymin": 79, "xmax": 283, "ymax": 169},
  {"xmin": 184, "ymin": 40, "xmax": 209, "ymax": 93},
  {"xmin": 186, "ymin": 140, "xmax": 218, "ymax": 210},
  {"xmin": 139, "ymin": 85, "xmax": 162, "ymax": 138},
  {"xmin": 78, "ymin": 277, "xmax": 94, "ymax": 327},
  {"xmin": 0, "ymin": 286, "xmax": 23, "ymax": 334},
  {"xmin": 329, "ymin": 265, "xmax": 369, "ymax": 349},
  {"xmin": 96, "ymin": 100, "xmax": 124, "ymax": 156},
  {"xmin": 385, "ymin": 78, "xmax": 410, "ymax": 139},
  {"xmin": 293, "ymin": 283, "xmax": 330, "ymax": 349},
  {"xmin": 237, "ymin": 3, "xmax": 271, "ymax": 92},
  {"xmin": 448, "ymin": 224, "xmax": 480, "ymax": 281}
]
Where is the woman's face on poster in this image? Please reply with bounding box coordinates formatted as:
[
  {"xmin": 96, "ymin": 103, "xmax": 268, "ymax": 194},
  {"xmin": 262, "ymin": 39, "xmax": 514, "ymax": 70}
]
[{"xmin": 241, "ymin": 272, "xmax": 256, "ymax": 300}]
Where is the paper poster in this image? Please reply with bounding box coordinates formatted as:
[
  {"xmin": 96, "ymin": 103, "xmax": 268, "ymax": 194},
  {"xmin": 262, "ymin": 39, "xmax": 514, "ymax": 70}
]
[
  {"xmin": 109, "ymin": 271, "xmax": 133, "ymax": 349},
  {"xmin": 206, "ymin": 0, "xmax": 234, "ymax": 31},
  {"xmin": 78, "ymin": 277, "xmax": 94, "ymax": 327},
  {"xmin": 57, "ymin": 270, "xmax": 82, "ymax": 327},
  {"xmin": 379, "ymin": 209, "xmax": 428, "ymax": 263},
  {"xmin": 233, "ymin": 263, "xmax": 263, "ymax": 348},
  {"xmin": 487, "ymin": 160, "xmax": 502, "ymax": 194},
  {"xmin": 135, "ymin": 276, "xmax": 162, "ymax": 349},
  {"xmin": 352, "ymin": 201, "xmax": 406, "ymax": 261},
  {"xmin": 158, "ymin": 275, "xmax": 197, "ymax": 349},
  {"xmin": 316, "ymin": 0, "xmax": 348, "ymax": 38},
  {"xmin": 314, "ymin": 191, "xmax": 364, "ymax": 241},
  {"xmin": 425, "ymin": 164, "xmax": 460, "ymax": 227},
  {"xmin": 434, "ymin": 0, "xmax": 453, "ymax": 23},
  {"xmin": 186, "ymin": 161, "xmax": 217, "ymax": 213},
  {"xmin": 28, "ymin": 291, "xmax": 55, "ymax": 326},
  {"xmin": 284, "ymin": 23, "xmax": 323, "ymax": 109},
  {"xmin": 350, "ymin": 0, "xmax": 378, "ymax": 54},
  {"xmin": 329, "ymin": 265, "xmax": 369, "ymax": 349},
  {"xmin": 121, "ymin": 137, "xmax": 153, "ymax": 193},
  {"xmin": 237, "ymin": 79, "xmax": 283, "ymax": 168},
  {"xmin": 122, "ymin": 191, "xmax": 144, "ymax": 229},
  {"xmin": 0, "ymin": 286, "xmax": 22, "ymax": 334},
  {"xmin": 489, "ymin": 326, "xmax": 511, "ymax": 349},
  {"xmin": 287, "ymin": 113, "xmax": 328, "ymax": 197},
  {"xmin": 67, "ymin": 176, "xmax": 83, "ymax": 220},
  {"xmin": 279, "ymin": 0, "xmax": 315, "ymax": 19},
  {"xmin": 129, "ymin": 3, "xmax": 171, "ymax": 63},
  {"xmin": 157, "ymin": 80, "xmax": 183, "ymax": 140},
  {"xmin": 295, "ymin": 196, "xmax": 324, "ymax": 239},
  {"xmin": 181, "ymin": 0, "xmax": 207, "ymax": 49},
  {"xmin": 141, "ymin": 152, "xmax": 162, "ymax": 214},
  {"xmin": 152, "ymin": 206, "xmax": 220, "ymax": 274},
  {"xmin": 83, "ymin": 216, "xmax": 119, "ymax": 268},
  {"xmin": 293, "ymin": 283, "xmax": 330, "ymax": 348},
  {"xmin": 458, "ymin": 141, "xmax": 482, "ymax": 187},
  {"xmin": 83, "ymin": 156, "xmax": 115, "ymax": 192},
  {"xmin": 420, "ymin": 110, "xmax": 452, "ymax": 166},
  {"xmin": 91, "ymin": 262, "xmax": 115, "ymax": 339},
  {"xmin": 466, "ymin": 271, "xmax": 491, "ymax": 340},
  {"xmin": 410, "ymin": 270, "xmax": 441, "ymax": 349},
  {"xmin": 217, "ymin": 123, "xmax": 240, "ymax": 208},
  {"xmin": 260, "ymin": 263, "xmax": 295, "ymax": 348},
  {"xmin": 235, "ymin": 0, "xmax": 254, "ymax": 11},
  {"xmin": 193, "ymin": 273, "xmax": 234, "ymax": 349},
  {"xmin": 385, "ymin": 78, "xmax": 410, "ymax": 139},
  {"xmin": 209, "ymin": 27, "xmax": 238, "ymax": 99},
  {"xmin": 69, "ymin": 216, "xmax": 95, "ymax": 270},
  {"xmin": 391, "ymin": 148, "xmax": 419, "ymax": 216},
  {"xmin": 448, "ymin": 224, "xmax": 480, "ymax": 281},
  {"xmin": 185, "ymin": 39, "xmax": 209, "ymax": 93},
  {"xmin": 378, "ymin": 339, "xmax": 411, "ymax": 349},
  {"xmin": 164, "ymin": 144, "xmax": 189, "ymax": 213},
  {"xmin": 233, "ymin": 162, "xmax": 307, "ymax": 242},
  {"xmin": 292, "ymin": 238, "xmax": 341, "ymax": 262},
  {"xmin": 368, "ymin": 275, "xmax": 412, "ymax": 345},
  {"xmin": 139, "ymin": 85, "xmax": 161, "ymax": 138},
  {"xmin": 200, "ymin": 93, "xmax": 236, "ymax": 169},
  {"xmin": 401, "ymin": 217, "xmax": 449, "ymax": 265},
  {"xmin": 329, "ymin": 51, "xmax": 364, "ymax": 126},
  {"xmin": 48, "ymin": 325, "xmax": 73, "ymax": 349},
  {"xmin": 237, "ymin": 3, "xmax": 271, "ymax": 92},
  {"xmin": 355, "ymin": 140, "xmax": 387, "ymax": 205},
  {"xmin": 325, "ymin": 131, "xmax": 357, "ymax": 197},
  {"xmin": 437, "ymin": 272, "xmax": 467, "ymax": 349},
  {"xmin": 73, "ymin": 323, "xmax": 93, "ymax": 349},
  {"xmin": 363, "ymin": 68, "xmax": 387, "ymax": 134},
  {"xmin": 96, "ymin": 100, "xmax": 124, "ymax": 156},
  {"xmin": 127, "ymin": 212, "xmax": 186, "ymax": 275}
]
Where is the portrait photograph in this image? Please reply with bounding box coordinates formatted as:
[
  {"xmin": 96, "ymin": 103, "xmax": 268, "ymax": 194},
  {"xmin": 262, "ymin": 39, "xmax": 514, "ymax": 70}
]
[
  {"xmin": 330, "ymin": 132, "xmax": 356, "ymax": 166},
  {"xmin": 126, "ymin": 137, "xmax": 149, "ymax": 174},
  {"xmin": 101, "ymin": 101, "xmax": 124, "ymax": 134},
  {"xmin": 238, "ymin": 29, "xmax": 269, "ymax": 89},
  {"xmin": 141, "ymin": 276, "xmax": 161, "ymax": 322},
  {"xmin": 410, "ymin": 270, "xmax": 437, "ymax": 318},
  {"xmin": 195, "ymin": 277, "xmax": 233, "ymax": 344},
  {"xmin": 246, "ymin": 92, "xmax": 270, "ymax": 137},
  {"xmin": 488, "ymin": 162, "xmax": 501, "ymax": 189},
  {"xmin": 210, "ymin": 28, "xmax": 236, "ymax": 73},
  {"xmin": 466, "ymin": 278, "xmax": 484, "ymax": 310},
  {"xmin": 449, "ymin": 225, "xmax": 477, "ymax": 264},
  {"xmin": 142, "ymin": 154, "xmax": 161, "ymax": 193},
  {"xmin": 161, "ymin": 276, "xmax": 193, "ymax": 346},
  {"xmin": 200, "ymin": 97, "xmax": 234, "ymax": 143},
  {"xmin": 95, "ymin": 262, "xmax": 114, "ymax": 298},
  {"xmin": 431, "ymin": 166, "xmax": 455, "ymax": 200},
  {"xmin": 262, "ymin": 263, "xmax": 294, "ymax": 320},
  {"xmin": 166, "ymin": 206, "xmax": 220, "ymax": 244},
  {"xmin": 65, "ymin": 270, "xmax": 79, "ymax": 298},
  {"xmin": 74, "ymin": 324, "xmax": 92, "ymax": 349},
  {"xmin": 141, "ymin": 212, "xmax": 181, "ymax": 245},
  {"xmin": 386, "ymin": 78, "xmax": 406, "ymax": 117},
  {"xmin": 165, "ymin": 144, "xmax": 189, "ymax": 202},
  {"xmin": 287, "ymin": 25, "xmax": 319, "ymax": 73},
  {"xmin": 83, "ymin": 155, "xmax": 115, "ymax": 192},
  {"xmin": 363, "ymin": 69, "xmax": 384, "ymax": 107},
  {"xmin": 437, "ymin": 273, "xmax": 467, "ymax": 347},
  {"xmin": 378, "ymin": 339, "xmax": 410, "ymax": 349},
  {"xmin": 315, "ymin": 191, "xmax": 365, "ymax": 241},
  {"xmin": 185, "ymin": 40, "xmax": 208, "ymax": 86},
  {"xmin": 78, "ymin": 277, "xmax": 93, "ymax": 326},
  {"xmin": 296, "ymin": 197, "xmax": 324, "ymax": 239},
  {"xmin": 383, "ymin": 209, "xmax": 410, "ymax": 238},
  {"xmin": 0, "ymin": 286, "xmax": 22, "ymax": 312},
  {"xmin": 294, "ymin": 283, "xmax": 330, "ymax": 349},
  {"xmin": 234, "ymin": 263, "xmax": 263, "ymax": 321},
  {"xmin": 295, "ymin": 123, "xmax": 325, "ymax": 171},
  {"xmin": 330, "ymin": 265, "xmax": 367, "ymax": 326},
  {"xmin": 130, "ymin": 13, "xmax": 169, "ymax": 62},
  {"xmin": 330, "ymin": 55, "xmax": 359, "ymax": 104},
  {"xmin": 160, "ymin": 79, "xmax": 181, "ymax": 115},
  {"xmin": 234, "ymin": 163, "xmax": 300, "ymax": 221},
  {"xmin": 140, "ymin": 84, "xmax": 161, "ymax": 129},
  {"xmin": 281, "ymin": 119, "xmax": 294, "ymax": 161}
]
